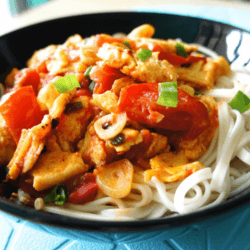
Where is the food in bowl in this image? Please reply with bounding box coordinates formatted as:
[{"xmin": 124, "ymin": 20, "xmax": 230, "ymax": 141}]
[{"xmin": 0, "ymin": 24, "xmax": 250, "ymax": 221}]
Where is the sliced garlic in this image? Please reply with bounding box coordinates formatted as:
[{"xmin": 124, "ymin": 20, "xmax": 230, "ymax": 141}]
[
  {"xmin": 94, "ymin": 112, "xmax": 127, "ymax": 140},
  {"xmin": 95, "ymin": 159, "xmax": 134, "ymax": 199}
]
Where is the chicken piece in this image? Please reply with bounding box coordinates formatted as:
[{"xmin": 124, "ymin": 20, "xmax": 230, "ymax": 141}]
[
  {"xmin": 42, "ymin": 35, "xmax": 91, "ymax": 76},
  {"xmin": 179, "ymin": 95, "xmax": 218, "ymax": 160},
  {"xmin": 7, "ymin": 88, "xmax": 77, "ymax": 180},
  {"xmin": 30, "ymin": 135, "xmax": 88, "ymax": 191},
  {"xmin": 178, "ymin": 85, "xmax": 195, "ymax": 97},
  {"xmin": 54, "ymin": 96, "xmax": 93, "ymax": 152},
  {"xmin": 145, "ymin": 150, "xmax": 204, "ymax": 183},
  {"xmin": 7, "ymin": 115, "xmax": 52, "ymax": 180},
  {"xmin": 133, "ymin": 38, "xmax": 198, "ymax": 55},
  {"xmin": 144, "ymin": 133, "xmax": 169, "ymax": 158},
  {"xmin": 92, "ymin": 91, "xmax": 118, "ymax": 113},
  {"xmin": 37, "ymin": 77, "xmax": 61, "ymax": 111},
  {"xmin": 97, "ymin": 43, "xmax": 177, "ymax": 83},
  {"xmin": 79, "ymin": 46, "xmax": 100, "ymax": 66},
  {"xmin": 49, "ymin": 88, "xmax": 76, "ymax": 119},
  {"xmin": 78, "ymin": 122, "xmax": 116, "ymax": 167},
  {"xmin": 45, "ymin": 46, "xmax": 72, "ymax": 75},
  {"xmin": 176, "ymin": 56, "xmax": 230, "ymax": 90},
  {"xmin": 144, "ymin": 161, "xmax": 205, "ymax": 182},
  {"xmin": 0, "ymin": 114, "xmax": 16, "ymax": 166},
  {"xmin": 27, "ymin": 45, "xmax": 57, "ymax": 70},
  {"xmin": 4, "ymin": 68, "xmax": 19, "ymax": 88},
  {"xmin": 63, "ymin": 34, "xmax": 83, "ymax": 49},
  {"xmin": 127, "ymin": 24, "xmax": 155, "ymax": 39},
  {"xmin": 124, "ymin": 130, "xmax": 170, "ymax": 170},
  {"xmin": 107, "ymin": 128, "xmax": 143, "ymax": 153},
  {"xmin": 111, "ymin": 76, "xmax": 135, "ymax": 96},
  {"xmin": 149, "ymin": 151, "xmax": 189, "ymax": 170}
]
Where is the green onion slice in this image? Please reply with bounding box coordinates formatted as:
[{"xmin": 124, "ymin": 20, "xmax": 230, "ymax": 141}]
[
  {"xmin": 123, "ymin": 41, "xmax": 132, "ymax": 49},
  {"xmin": 84, "ymin": 66, "xmax": 93, "ymax": 80},
  {"xmin": 137, "ymin": 48, "xmax": 152, "ymax": 61},
  {"xmin": 44, "ymin": 184, "xmax": 69, "ymax": 205},
  {"xmin": 53, "ymin": 74, "xmax": 80, "ymax": 93},
  {"xmin": 89, "ymin": 81, "xmax": 96, "ymax": 93},
  {"xmin": 228, "ymin": 90, "xmax": 250, "ymax": 113},
  {"xmin": 157, "ymin": 82, "xmax": 178, "ymax": 107},
  {"xmin": 176, "ymin": 43, "xmax": 187, "ymax": 58},
  {"xmin": 64, "ymin": 101, "xmax": 83, "ymax": 114}
]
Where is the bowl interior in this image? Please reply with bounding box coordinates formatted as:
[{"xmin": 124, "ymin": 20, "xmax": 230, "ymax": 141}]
[{"xmin": 1, "ymin": 11, "xmax": 250, "ymax": 232}]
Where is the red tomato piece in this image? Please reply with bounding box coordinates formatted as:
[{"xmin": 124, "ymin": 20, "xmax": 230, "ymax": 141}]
[
  {"xmin": 118, "ymin": 83, "xmax": 209, "ymax": 139},
  {"xmin": 0, "ymin": 86, "xmax": 45, "ymax": 143},
  {"xmin": 75, "ymin": 88, "xmax": 92, "ymax": 98},
  {"xmin": 158, "ymin": 53, "xmax": 207, "ymax": 66},
  {"xmin": 14, "ymin": 68, "xmax": 40, "ymax": 94},
  {"xmin": 90, "ymin": 63, "xmax": 124, "ymax": 94},
  {"xmin": 66, "ymin": 173, "xmax": 98, "ymax": 204},
  {"xmin": 147, "ymin": 43, "xmax": 207, "ymax": 66}
]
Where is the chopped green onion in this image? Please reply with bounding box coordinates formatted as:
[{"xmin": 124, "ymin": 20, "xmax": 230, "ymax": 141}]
[
  {"xmin": 157, "ymin": 82, "xmax": 178, "ymax": 107},
  {"xmin": 53, "ymin": 74, "xmax": 80, "ymax": 93},
  {"xmin": 102, "ymin": 122, "xmax": 111, "ymax": 130},
  {"xmin": 123, "ymin": 41, "xmax": 132, "ymax": 49},
  {"xmin": 229, "ymin": 91, "xmax": 250, "ymax": 113},
  {"xmin": 51, "ymin": 118, "xmax": 60, "ymax": 129},
  {"xmin": 176, "ymin": 43, "xmax": 187, "ymax": 58},
  {"xmin": 84, "ymin": 66, "xmax": 93, "ymax": 80},
  {"xmin": 89, "ymin": 81, "xmax": 96, "ymax": 93},
  {"xmin": 64, "ymin": 101, "xmax": 83, "ymax": 114},
  {"xmin": 194, "ymin": 91, "xmax": 200, "ymax": 95},
  {"xmin": 44, "ymin": 184, "xmax": 69, "ymax": 205},
  {"xmin": 110, "ymin": 133, "xmax": 125, "ymax": 146},
  {"xmin": 181, "ymin": 63, "xmax": 191, "ymax": 68},
  {"xmin": 137, "ymin": 48, "xmax": 152, "ymax": 61}
]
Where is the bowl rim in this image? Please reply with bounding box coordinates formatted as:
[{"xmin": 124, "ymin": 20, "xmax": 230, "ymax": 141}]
[{"xmin": 0, "ymin": 11, "xmax": 250, "ymax": 232}]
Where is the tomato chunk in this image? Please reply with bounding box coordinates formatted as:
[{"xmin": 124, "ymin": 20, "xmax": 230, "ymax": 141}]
[
  {"xmin": 66, "ymin": 173, "xmax": 98, "ymax": 204},
  {"xmin": 75, "ymin": 88, "xmax": 92, "ymax": 98},
  {"xmin": 158, "ymin": 53, "xmax": 207, "ymax": 66},
  {"xmin": 0, "ymin": 86, "xmax": 45, "ymax": 143},
  {"xmin": 14, "ymin": 68, "xmax": 40, "ymax": 94},
  {"xmin": 147, "ymin": 43, "xmax": 206, "ymax": 66},
  {"xmin": 118, "ymin": 82, "xmax": 209, "ymax": 139},
  {"xmin": 90, "ymin": 62, "xmax": 124, "ymax": 94}
]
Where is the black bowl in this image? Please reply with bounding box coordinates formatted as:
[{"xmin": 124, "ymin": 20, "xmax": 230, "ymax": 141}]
[{"xmin": 0, "ymin": 11, "xmax": 250, "ymax": 232}]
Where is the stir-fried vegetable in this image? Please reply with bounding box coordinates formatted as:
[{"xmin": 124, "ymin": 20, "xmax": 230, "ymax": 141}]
[
  {"xmin": 118, "ymin": 82, "xmax": 209, "ymax": 139},
  {"xmin": 0, "ymin": 86, "xmax": 45, "ymax": 143},
  {"xmin": 229, "ymin": 90, "xmax": 250, "ymax": 113}
]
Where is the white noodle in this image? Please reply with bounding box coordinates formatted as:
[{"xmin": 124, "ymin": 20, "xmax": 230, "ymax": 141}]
[
  {"xmin": 174, "ymin": 168, "xmax": 212, "ymax": 214},
  {"xmin": 124, "ymin": 183, "xmax": 153, "ymax": 207}
]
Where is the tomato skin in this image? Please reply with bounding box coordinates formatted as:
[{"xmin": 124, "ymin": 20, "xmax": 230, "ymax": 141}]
[
  {"xmin": 158, "ymin": 53, "xmax": 207, "ymax": 66},
  {"xmin": 90, "ymin": 63, "xmax": 124, "ymax": 94},
  {"xmin": 66, "ymin": 173, "xmax": 98, "ymax": 204},
  {"xmin": 0, "ymin": 86, "xmax": 45, "ymax": 143},
  {"xmin": 147, "ymin": 43, "xmax": 207, "ymax": 66},
  {"xmin": 14, "ymin": 68, "xmax": 40, "ymax": 94},
  {"xmin": 75, "ymin": 88, "xmax": 92, "ymax": 98},
  {"xmin": 118, "ymin": 82, "xmax": 209, "ymax": 139}
]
